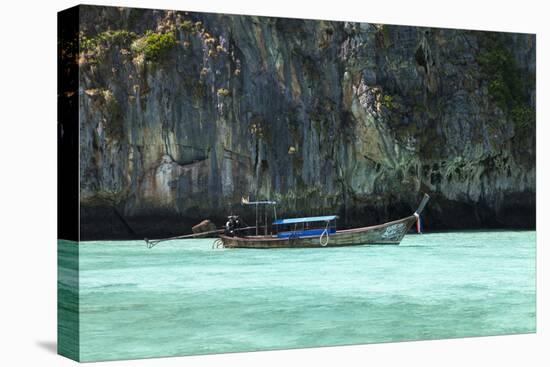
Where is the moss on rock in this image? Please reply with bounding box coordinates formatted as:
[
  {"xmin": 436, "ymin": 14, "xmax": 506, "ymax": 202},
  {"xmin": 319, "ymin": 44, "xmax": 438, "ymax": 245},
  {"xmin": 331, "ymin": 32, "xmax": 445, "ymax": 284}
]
[{"xmin": 131, "ymin": 31, "xmax": 176, "ymax": 62}]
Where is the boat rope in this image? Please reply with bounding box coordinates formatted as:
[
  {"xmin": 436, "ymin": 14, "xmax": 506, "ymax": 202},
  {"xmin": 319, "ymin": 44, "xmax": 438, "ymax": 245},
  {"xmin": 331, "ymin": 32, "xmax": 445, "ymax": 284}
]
[
  {"xmin": 319, "ymin": 221, "xmax": 330, "ymax": 247},
  {"xmin": 145, "ymin": 228, "xmax": 224, "ymax": 248},
  {"xmin": 145, "ymin": 225, "xmax": 257, "ymax": 249},
  {"xmin": 212, "ymin": 238, "xmax": 224, "ymax": 249}
]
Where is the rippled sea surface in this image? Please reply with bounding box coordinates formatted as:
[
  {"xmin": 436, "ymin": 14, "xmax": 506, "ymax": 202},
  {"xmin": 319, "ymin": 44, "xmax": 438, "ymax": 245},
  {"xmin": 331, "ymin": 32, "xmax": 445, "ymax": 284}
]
[{"xmin": 58, "ymin": 231, "xmax": 536, "ymax": 361}]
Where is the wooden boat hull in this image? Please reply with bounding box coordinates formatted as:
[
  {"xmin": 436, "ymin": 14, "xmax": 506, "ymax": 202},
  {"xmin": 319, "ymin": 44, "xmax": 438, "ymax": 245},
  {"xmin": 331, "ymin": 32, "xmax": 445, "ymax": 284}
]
[{"xmin": 219, "ymin": 215, "xmax": 418, "ymax": 249}]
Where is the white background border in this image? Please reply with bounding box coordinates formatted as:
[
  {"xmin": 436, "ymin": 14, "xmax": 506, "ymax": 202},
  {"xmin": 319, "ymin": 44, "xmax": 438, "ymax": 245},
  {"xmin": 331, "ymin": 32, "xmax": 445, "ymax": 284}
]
[{"xmin": 0, "ymin": 0, "xmax": 546, "ymax": 365}]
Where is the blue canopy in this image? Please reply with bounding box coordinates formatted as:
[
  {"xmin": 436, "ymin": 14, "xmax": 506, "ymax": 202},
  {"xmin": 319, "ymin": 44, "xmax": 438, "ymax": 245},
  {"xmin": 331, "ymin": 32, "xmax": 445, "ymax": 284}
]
[{"xmin": 273, "ymin": 215, "xmax": 338, "ymax": 225}]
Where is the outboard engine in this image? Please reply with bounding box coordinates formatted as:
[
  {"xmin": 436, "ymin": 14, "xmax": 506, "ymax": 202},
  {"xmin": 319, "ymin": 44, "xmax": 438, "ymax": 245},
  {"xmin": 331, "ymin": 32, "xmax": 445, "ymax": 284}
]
[{"xmin": 224, "ymin": 215, "xmax": 242, "ymax": 236}]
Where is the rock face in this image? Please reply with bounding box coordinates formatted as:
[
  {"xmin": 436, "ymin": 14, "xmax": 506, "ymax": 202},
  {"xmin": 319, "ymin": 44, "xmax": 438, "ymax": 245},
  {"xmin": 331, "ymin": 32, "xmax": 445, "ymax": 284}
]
[{"xmin": 76, "ymin": 6, "xmax": 536, "ymax": 239}]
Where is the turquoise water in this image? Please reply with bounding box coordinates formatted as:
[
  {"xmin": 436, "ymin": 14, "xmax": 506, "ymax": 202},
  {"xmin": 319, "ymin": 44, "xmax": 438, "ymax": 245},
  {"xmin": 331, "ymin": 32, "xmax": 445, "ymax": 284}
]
[{"xmin": 58, "ymin": 231, "xmax": 536, "ymax": 362}]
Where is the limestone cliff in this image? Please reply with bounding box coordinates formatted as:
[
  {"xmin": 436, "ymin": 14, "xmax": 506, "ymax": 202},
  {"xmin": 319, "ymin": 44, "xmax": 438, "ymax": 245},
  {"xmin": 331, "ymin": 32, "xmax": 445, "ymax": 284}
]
[{"xmin": 76, "ymin": 6, "xmax": 536, "ymax": 239}]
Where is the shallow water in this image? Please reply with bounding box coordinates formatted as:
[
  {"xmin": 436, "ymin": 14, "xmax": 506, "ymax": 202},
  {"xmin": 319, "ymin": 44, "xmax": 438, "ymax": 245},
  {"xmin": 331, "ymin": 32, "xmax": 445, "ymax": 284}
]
[{"xmin": 58, "ymin": 231, "xmax": 536, "ymax": 361}]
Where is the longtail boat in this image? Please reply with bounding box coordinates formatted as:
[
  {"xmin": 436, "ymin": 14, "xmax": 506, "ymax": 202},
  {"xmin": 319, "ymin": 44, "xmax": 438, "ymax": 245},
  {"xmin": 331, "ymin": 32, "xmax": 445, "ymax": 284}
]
[{"xmin": 218, "ymin": 194, "xmax": 430, "ymax": 249}]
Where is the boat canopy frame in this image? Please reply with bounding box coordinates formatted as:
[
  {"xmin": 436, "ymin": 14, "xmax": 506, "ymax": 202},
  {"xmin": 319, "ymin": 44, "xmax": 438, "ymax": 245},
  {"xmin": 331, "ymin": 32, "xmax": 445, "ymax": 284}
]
[
  {"xmin": 272, "ymin": 215, "xmax": 338, "ymax": 225},
  {"xmin": 241, "ymin": 196, "xmax": 278, "ymax": 236}
]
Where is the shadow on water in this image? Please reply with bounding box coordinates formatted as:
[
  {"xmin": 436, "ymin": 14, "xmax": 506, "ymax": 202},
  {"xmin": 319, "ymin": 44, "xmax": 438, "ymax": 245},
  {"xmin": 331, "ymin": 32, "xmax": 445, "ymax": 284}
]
[{"xmin": 36, "ymin": 340, "xmax": 57, "ymax": 354}]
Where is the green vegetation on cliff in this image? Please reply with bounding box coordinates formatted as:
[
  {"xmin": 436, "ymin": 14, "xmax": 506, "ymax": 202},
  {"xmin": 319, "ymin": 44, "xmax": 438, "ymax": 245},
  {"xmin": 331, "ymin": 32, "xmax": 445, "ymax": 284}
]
[
  {"xmin": 80, "ymin": 30, "xmax": 137, "ymax": 64},
  {"xmin": 131, "ymin": 31, "xmax": 177, "ymax": 62},
  {"xmin": 217, "ymin": 88, "xmax": 230, "ymax": 97},
  {"xmin": 80, "ymin": 30, "xmax": 137, "ymax": 52},
  {"xmin": 79, "ymin": 29, "xmax": 177, "ymax": 64},
  {"xmin": 100, "ymin": 89, "xmax": 124, "ymax": 140},
  {"xmin": 476, "ymin": 34, "xmax": 535, "ymax": 130}
]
